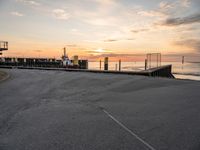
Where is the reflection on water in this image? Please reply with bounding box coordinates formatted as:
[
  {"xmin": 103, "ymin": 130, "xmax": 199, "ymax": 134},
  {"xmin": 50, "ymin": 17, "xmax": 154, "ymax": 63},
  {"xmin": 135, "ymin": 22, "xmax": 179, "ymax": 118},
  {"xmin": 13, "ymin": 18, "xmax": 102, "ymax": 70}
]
[
  {"xmin": 174, "ymin": 74, "xmax": 200, "ymax": 81},
  {"xmin": 88, "ymin": 61, "xmax": 200, "ymax": 81},
  {"xmin": 170, "ymin": 62, "xmax": 200, "ymax": 81}
]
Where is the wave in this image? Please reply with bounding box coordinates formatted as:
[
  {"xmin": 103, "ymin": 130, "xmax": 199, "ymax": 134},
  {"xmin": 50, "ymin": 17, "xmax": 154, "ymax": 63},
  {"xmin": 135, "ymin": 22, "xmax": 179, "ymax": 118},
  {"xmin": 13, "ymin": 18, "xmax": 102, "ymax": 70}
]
[{"xmin": 173, "ymin": 72, "xmax": 200, "ymax": 77}]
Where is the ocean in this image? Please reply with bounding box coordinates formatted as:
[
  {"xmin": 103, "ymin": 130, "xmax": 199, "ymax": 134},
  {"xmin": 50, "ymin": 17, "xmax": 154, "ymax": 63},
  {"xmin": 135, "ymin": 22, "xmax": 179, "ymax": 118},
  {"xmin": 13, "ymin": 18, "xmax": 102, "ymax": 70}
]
[{"xmin": 88, "ymin": 61, "xmax": 200, "ymax": 81}]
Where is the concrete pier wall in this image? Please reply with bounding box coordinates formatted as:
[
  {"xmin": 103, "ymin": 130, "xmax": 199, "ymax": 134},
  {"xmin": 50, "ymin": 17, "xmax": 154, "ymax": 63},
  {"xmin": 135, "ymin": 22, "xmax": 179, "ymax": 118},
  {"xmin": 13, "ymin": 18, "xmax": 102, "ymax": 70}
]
[
  {"xmin": 0, "ymin": 65, "xmax": 174, "ymax": 78},
  {"xmin": 144, "ymin": 65, "xmax": 174, "ymax": 78}
]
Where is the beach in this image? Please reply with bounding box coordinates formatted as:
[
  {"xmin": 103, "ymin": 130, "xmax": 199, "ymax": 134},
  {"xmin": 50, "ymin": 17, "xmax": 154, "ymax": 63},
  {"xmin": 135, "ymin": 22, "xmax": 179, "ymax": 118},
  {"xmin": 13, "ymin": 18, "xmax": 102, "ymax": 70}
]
[{"xmin": 0, "ymin": 69, "xmax": 200, "ymax": 150}]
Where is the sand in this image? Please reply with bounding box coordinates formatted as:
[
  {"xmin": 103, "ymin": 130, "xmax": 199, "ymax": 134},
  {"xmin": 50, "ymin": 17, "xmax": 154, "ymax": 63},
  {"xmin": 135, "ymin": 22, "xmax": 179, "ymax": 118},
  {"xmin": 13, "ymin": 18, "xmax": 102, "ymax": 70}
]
[{"xmin": 0, "ymin": 69, "xmax": 200, "ymax": 150}]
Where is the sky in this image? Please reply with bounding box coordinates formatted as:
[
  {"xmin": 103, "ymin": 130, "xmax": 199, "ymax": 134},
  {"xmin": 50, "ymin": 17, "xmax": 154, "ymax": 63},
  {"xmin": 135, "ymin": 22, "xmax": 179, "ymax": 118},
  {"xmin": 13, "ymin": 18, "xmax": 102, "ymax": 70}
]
[{"xmin": 0, "ymin": 0, "xmax": 200, "ymax": 61}]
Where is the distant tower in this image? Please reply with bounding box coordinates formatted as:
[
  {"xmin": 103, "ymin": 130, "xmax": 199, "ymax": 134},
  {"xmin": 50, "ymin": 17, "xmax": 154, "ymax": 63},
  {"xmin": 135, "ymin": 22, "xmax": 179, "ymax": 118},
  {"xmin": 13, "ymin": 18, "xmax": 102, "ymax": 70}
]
[
  {"xmin": 63, "ymin": 47, "xmax": 67, "ymax": 59},
  {"xmin": 62, "ymin": 47, "xmax": 70, "ymax": 67}
]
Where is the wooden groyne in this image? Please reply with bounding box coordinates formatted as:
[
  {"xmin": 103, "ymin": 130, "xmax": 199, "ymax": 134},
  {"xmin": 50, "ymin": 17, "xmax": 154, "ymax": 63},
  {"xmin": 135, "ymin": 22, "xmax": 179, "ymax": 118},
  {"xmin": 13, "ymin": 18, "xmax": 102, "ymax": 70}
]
[{"xmin": 0, "ymin": 65, "xmax": 174, "ymax": 78}]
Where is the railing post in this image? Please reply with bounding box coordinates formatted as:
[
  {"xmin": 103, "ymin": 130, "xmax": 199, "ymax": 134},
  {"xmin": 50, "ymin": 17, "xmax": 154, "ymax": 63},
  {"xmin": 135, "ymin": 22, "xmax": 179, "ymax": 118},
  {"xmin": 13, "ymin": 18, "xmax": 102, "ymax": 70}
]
[
  {"xmin": 119, "ymin": 59, "xmax": 121, "ymax": 71},
  {"xmin": 100, "ymin": 60, "xmax": 102, "ymax": 70},
  {"xmin": 104, "ymin": 57, "xmax": 108, "ymax": 71},
  {"xmin": 145, "ymin": 59, "xmax": 147, "ymax": 70},
  {"xmin": 115, "ymin": 64, "xmax": 118, "ymax": 71}
]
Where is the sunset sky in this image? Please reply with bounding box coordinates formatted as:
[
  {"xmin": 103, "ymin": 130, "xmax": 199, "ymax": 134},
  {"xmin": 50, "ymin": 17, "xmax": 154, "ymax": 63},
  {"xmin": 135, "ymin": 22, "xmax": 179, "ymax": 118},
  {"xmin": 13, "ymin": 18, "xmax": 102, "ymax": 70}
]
[{"xmin": 0, "ymin": 0, "xmax": 200, "ymax": 61}]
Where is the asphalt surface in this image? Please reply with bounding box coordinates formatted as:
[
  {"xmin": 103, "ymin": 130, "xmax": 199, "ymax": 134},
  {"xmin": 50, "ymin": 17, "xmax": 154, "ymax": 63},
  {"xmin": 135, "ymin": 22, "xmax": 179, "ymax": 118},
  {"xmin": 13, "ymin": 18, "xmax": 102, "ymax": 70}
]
[
  {"xmin": 0, "ymin": 71, "xmax": 8, "ymax": 82},
  {"xmin": 0, "ymin": 69, "xmax": 200, "ymax": 150}
]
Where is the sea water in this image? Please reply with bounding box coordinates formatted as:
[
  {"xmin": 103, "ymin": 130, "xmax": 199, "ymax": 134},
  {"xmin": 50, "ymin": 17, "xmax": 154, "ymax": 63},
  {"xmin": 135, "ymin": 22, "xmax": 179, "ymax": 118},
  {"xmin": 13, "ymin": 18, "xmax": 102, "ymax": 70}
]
[{"xmin": 88, "ymin": 61, "xmax": 200, "ymax": 81}]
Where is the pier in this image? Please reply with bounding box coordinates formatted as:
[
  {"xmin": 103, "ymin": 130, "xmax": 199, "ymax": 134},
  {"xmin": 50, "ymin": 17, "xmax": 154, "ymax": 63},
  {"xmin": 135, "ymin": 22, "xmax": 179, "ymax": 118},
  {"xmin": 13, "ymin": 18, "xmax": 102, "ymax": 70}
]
[{"xmin": 0, "ymin": 64, "xmax": 174, "ymax": 78}]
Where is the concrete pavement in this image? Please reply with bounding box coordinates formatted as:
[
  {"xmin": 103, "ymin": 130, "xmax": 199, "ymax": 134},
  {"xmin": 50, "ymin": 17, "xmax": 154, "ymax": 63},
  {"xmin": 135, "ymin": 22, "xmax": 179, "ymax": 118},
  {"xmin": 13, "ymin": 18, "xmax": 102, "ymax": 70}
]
[{"xmin": 0, "ymin": 69, "xmax": 200, "ymax": 150}]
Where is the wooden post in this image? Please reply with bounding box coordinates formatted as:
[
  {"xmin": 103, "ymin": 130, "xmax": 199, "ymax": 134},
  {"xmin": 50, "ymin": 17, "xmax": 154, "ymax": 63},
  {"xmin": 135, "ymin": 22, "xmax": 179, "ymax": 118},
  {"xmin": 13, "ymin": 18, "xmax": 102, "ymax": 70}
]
[
  {"xmin": 119, "ymin": 59, "xmax": 121, "ymax": 71},
  {"xmin": 100, "ymin": 60, "xmax": 102, "ymax": 70},
  {"xmin": 182, "ymin": 56, "xmax": 185, "ymax": 64},
  {"xmin": 104, "ymin": 57, "xmax": 108, "ymax": 70},
  {"xmin": 157, "ymin": 53, "xmax": 159, "ymax": 67},
  {"xmin": 145, "ymin": 59, "xmax": 147, "ymax": 70},
  {"xmin": 160, "ymin": 53, "xmax": 162, "ymax": 66},
  {"xmin": 149, "ymin": 54, "xmax": 151, "ymax": 68},
  {"xmin": 115, "ymin": 64, "xmax": 118, "ymax": 71}
]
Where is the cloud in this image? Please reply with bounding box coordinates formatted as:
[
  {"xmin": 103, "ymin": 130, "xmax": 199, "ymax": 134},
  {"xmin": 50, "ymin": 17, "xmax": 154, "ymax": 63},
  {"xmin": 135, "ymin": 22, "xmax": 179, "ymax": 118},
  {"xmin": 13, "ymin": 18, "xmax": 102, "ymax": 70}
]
[
  {"xmin": 65, "ymin": 44, "xmax": 78, "ymax": 47},
  {"xmin": 16, "ymin": 0, "xmax": 40, "ymax": 6},
  {"xmin": 103, "ymin": 37, "xmax": 135, "ymax": 42},
  {"xmin": 174, "ymin": 39, "xmax": 200, "ymax": 51},
  {"xmin": 104, "ymin": 39, "xmax": 119, "ymax": 42},
  {"xmin": 131, "ymin": 28, "xmax": 149, "ymax": 33},
  {"xmin": 137, "ymin": 0, "xmax": 192, "ymax": 19},
  {"xmin": 83, "ymin": 17, "xmax": 117, "ymax": 26},
  {"xmin": 94, "ymin": 0, "xmax": 116, "ymax": 5},
  {"xmin": 180, "ymin": 0, "xmax": 191, "ymax": 7},
  {"xmin": 52, "ymin": 9, "xmax": 71, "ymax": 20},
  {"xmin": 33, "ymin": 50, "xmax": 42, "ymax": 52},
  {"xmin": 159, "ymin": 1, "xmax": 174, "ymax": 11},
  {"xmin": 126, "ymin": 38, "xmax": 135, "ymax": 41},
  {"xmin": 85, "ymin": 49, "xmax": 112, "ymax": 54},
  {"xmin": 11, "ymin": 11, "xmax": 24, "ymax": 17},
  {"xmin": 159, "ymin": 13, "xmax": 200, "ymax": 26},
  {"xmin": 137, "ymin": 1, "xmax": 174, "ymax": 18},
  {"xmin": 137, "ymin": 10, "xmax": 164, "ymax": 17},
  {"xmin": 86, "ymin": 53, "xmax": 146, "ymax": 59}
]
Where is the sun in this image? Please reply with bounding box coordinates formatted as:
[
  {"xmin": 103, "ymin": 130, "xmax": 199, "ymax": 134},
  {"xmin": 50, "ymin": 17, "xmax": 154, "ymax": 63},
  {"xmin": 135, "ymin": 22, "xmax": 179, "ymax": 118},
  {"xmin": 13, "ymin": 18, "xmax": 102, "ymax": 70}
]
[{"xmin": 94, "ymin": 48, "xmax": 105, "ymax": 53}]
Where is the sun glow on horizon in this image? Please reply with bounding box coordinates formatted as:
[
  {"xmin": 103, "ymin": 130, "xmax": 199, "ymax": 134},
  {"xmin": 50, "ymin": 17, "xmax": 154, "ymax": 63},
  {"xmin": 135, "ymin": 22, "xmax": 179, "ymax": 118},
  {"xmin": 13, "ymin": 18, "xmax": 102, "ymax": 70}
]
[
  {"xmin": 0, "ymin": 0, "xmax": 200, "ymax": 61},
  {"xmin": 94, "ymin": 48, "xmax": 105, "ymax": 53}
]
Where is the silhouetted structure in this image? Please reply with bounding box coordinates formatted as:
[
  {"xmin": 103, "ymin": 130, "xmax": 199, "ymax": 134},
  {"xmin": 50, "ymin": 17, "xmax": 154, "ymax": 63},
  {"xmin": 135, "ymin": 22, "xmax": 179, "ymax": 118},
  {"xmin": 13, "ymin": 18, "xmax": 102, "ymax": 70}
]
[
  {"xmin": 104, "ymin": 57, "xmax": 108, "ymax": 70},
  {"xmin": 0, "ymin": 57, "xmax": 88, "ymax": 69},
  {"xmin": 0, "ymin": 41, "xmax": 8, "ymax": 55},
  {"xmin": 119, "ymin": 59, "xmax": 121, "ymax": 71}
]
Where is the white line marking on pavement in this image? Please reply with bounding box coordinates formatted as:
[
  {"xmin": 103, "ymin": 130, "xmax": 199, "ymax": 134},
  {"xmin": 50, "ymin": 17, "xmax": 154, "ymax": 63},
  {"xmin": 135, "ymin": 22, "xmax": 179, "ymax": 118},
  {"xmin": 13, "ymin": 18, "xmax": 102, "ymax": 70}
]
[{"xmin": 102, "ymin": 108, "xmax": 156, "ymax": 150}]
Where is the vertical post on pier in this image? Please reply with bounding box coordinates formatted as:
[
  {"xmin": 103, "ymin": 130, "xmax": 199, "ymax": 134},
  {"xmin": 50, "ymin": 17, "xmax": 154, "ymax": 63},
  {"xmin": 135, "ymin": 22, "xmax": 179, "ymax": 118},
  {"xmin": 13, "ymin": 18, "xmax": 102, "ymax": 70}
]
[
  {"xmin": 149, "ymin": 54, "xmax": 151, "ymax": 68},
  {"xmin": 6, "ymin": 42, "xmax": 8, "ymax": 49},
  {"xmin": 104, "ymin": 57, "xmax": 108, "ymax": 71},
  {"xmin": 100, "ymin": 60, "xmax": 102, "ymax": 70},
  {"xmin": 160, "ymin": 53, "xmax": 162, "ymax": 66},
  {"xmin": 182, "ymin": 56, "xmax": 185, "ymax": 64},
  {"xmin": 119, "ymin": 59, "xmax": 121, "ymax": 71},
  {"xmin": 145, "ymin": 59, "xmax": 147, "ymax": 70},
  {"xmin": 157, "ymin": 53, "xmax": 159, "ymax": 67}
]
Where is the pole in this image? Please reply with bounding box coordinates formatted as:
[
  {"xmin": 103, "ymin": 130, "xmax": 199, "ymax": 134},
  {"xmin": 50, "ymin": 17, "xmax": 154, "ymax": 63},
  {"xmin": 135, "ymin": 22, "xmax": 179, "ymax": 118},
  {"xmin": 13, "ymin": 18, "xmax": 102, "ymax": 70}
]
[
  {"xmin": 115, "ymin": 64, "xmax": 118, "ymax": 71},
  {"xmin": 119, "ymin": 59, "xmax": 121, "ymax": 71},
  {"xmin": 100, "ymin": 60, "xmax": 102, "ymax": 70},
  {"xmin": 157, "ymin": 53, "xmax": 158, "ymax": 67},
  {"xmin": 182, "ymin": 56, "xmax": 185, "ymax": 64},
  {"xmin": 104, "ymin": 57, "xmax": 108, "ymax": 70},
  {"xmin": 145, "ymin": 59, "xmax": 147, "ymax": 70},
  {"xmin": 149, "ymin": 54, "xmax": 151, "ymax": 68}
]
